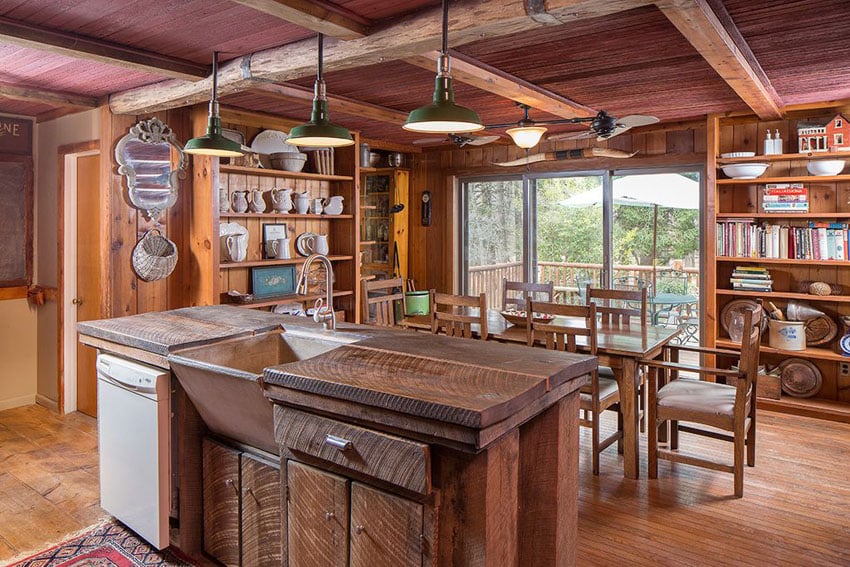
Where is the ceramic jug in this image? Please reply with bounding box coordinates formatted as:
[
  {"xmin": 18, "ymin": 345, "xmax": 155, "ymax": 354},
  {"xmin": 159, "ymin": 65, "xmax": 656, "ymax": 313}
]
[
  {"xmin": 230, "ymin": 190, "xmax": 249, "ymax": 213},
  {"xmin": 224, "ymin": 234, "xmax": 248, "ymax": 262},
  {"xmin": 219, "ymin": 187, "xmax": 230, "ymax": 213},
  {"xmin": 294, "ymin": 191, "xmax": 310, "ymax": 214},
  {"xmin": 305, "ymin": 233, "xmax": 329, "ymax": 255},
  {"xmin": 270, "ymin": 187, "xmax": 293, "ymax": 213},
  {"xmin": 310, "ymin": 198, "xmax": 324, "ymax": 215},
  {"xmin": 267, "ymin": 237, "xmax": 291, "ymax": 260},
  {"xmin": 323, "ymin": 195, "xmax": 344, "ymax": 215},
  {"xmin": 248, "ymin": 189, "xmax": 267, "ymax": 213}
]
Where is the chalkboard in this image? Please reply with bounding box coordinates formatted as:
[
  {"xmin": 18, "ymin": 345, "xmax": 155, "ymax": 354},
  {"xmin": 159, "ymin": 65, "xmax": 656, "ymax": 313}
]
[{"xmin": 0, "ymin": 156, "xmax": 33, "ymax": 287}]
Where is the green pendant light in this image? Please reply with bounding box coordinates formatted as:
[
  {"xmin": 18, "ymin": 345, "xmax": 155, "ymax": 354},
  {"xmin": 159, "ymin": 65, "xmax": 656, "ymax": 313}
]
[
  {"xmin": 184, "ymin": 52, "xmax": 244, "ymax": 158},
  {"xmin": 287, "ymin": 33, "xmax": 354, "ymax": 148},
  {"xmin": 403, "ymin": 0, "xmax": 483, "ymax": 134}
]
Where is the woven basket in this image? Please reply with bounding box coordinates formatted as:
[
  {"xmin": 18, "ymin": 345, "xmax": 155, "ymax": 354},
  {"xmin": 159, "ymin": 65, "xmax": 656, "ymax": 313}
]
[{"xmin": 132, "ymin": 228, "xmax": 178, "ymax": 282}]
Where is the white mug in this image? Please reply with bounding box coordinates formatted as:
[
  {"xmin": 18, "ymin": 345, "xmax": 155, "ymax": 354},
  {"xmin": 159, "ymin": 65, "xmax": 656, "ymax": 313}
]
[{"xmin": 271, "ymin": 238, "xmax": 290, "ymax": 260}]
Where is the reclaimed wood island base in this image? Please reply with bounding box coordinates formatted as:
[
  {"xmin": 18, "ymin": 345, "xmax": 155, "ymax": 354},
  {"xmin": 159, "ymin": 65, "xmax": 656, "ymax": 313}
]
[
  {"xmin": 77, "ymin": 307, "xmax": 595, "ymax": 566},
  {"xmin": 262, "ymin": 332, "xmax": 595, "ymax": 566}
]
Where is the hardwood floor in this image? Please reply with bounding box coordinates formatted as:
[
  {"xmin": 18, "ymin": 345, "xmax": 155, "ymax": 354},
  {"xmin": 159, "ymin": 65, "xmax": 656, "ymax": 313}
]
[
  {"xmin": 0, "ymin": 405, "xmax": 103, "ymax": 563},
  {"xmin": 1, "ymin": 404, "xmax": 848, "ymax": 566}
]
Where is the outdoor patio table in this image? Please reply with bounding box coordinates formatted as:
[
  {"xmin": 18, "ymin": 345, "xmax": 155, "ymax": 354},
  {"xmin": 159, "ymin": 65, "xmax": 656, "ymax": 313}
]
[{"xmin": 649, "ymin": 292, "xmax": 698, "ymax": 325}]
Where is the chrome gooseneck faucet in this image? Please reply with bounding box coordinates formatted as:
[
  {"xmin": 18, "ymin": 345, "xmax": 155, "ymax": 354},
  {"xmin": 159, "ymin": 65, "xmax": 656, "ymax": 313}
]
[{"xmin": 296, "ymin": 253, "xmax": 336, "ymax": 330}]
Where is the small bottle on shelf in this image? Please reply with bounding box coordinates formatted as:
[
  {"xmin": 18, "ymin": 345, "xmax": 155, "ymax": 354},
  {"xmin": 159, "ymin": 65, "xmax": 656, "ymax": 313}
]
[
  {"xmin": 763, "ymin": 130, "xmax": 773, "ymax": 155},
  {"xmin": 773, "ymin": 129, "xmax": 783, "ymax": 154}
]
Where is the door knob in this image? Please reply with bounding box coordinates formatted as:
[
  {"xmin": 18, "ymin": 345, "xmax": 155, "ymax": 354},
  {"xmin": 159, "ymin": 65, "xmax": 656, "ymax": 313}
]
[{"xmin": 71, "ymin": 297, "xmax": 83, "ymax": 306}]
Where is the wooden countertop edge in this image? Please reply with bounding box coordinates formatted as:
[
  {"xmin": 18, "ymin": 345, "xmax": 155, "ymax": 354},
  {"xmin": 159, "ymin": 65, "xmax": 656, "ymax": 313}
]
[{"xmin": 79, "ymin": 334, "xmax": 170, "ymax": 369}]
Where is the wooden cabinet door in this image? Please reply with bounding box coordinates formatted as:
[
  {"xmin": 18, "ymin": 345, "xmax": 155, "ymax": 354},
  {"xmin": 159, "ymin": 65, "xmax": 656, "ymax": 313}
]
[
  {"xmin": 202, "ymin": 439, "xmax": 240, "ymax": 566},
  {"xmin": 286, "ymin": 461, "xmax": 349, "ymax": 567},
  {"xmin": 349, "ymin": 482, "xmax": 423, "ymax": 567},
  {"xmin": 241, "ymin": 453, "xmax": 282, "ymax": 566}
]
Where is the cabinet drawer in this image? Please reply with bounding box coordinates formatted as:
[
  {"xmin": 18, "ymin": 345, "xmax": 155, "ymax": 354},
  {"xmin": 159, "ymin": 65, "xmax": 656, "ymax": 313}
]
[{"xmin": 276, "ymin": 408, "xmax": 430, "ymax": 495}]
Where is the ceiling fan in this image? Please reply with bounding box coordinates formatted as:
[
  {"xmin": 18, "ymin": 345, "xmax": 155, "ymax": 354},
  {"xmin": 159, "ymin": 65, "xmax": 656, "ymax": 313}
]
[
  {"xmin": 412, "ymin": 133, "xmax": 502, "ymax": 148},
  {"xmin": 486, "ymin": 104, "xmax": 659, "ymax": 147}
]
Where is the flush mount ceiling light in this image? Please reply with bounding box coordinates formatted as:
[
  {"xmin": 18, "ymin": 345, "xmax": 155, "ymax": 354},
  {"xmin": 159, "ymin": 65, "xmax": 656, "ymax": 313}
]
[
  {"xmin": 403, "ymin": 0, "xmax": 484, "ymax": 134},
  {"xmin": 287, "ymin": 33, "xmax": 354, "ymax": 148},
  {"xmin": 184, "ymin": 52, "xmax": 244, "ymax": 158}
]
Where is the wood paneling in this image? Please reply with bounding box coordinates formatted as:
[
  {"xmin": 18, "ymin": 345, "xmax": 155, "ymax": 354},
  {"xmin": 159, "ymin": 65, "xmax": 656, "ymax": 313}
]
[
  {"xmin": 241, "ymin": 453, "xmax": 282, "ymax": 566},
  {"xmin": 202, "ymin": 439, "xmax": 240, "ymax": 567}
]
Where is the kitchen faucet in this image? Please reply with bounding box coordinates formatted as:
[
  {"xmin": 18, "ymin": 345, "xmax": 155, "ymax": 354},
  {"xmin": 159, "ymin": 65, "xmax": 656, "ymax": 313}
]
[{"xmin": 296, "ymin": 253, "xmax": 335, "ymax": 330}]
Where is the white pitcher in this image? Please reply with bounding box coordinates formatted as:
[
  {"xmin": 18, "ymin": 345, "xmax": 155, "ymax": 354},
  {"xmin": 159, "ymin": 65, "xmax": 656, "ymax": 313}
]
[
  {"xmin": 248, "ymin": 189, "xmax": 267, "ymax": 213},
  {"xmin": 294, "ymin": 191, "xmax": 310, "ymax": 214},
  {"xmin": 224, "ymin": 234, "xmax": 248, "ymax": 262},
  {"xmin": 219, "ymin": 187, "xmax": 230, "ymax": 213},
  {"xmin": 268, "ymin": 237, "xmax": 291, "ymax": 259},
  {"xmin": 310, "ymin": 198, "xmax": 324, "ymax": 215},
  {"xmin": 305, "ymin": 233, "xmax": 329, "ymax": 255},
  {"xmin": 323, "ymin": 195, "xmax": 344, "ymax": 215},
  {"xmin": 230, "ymin": 190, "xmax": 249, "ymax": 213},
  {"xmin": 270, "ymin": 187, "xmax": 293, "ymax": 213}
]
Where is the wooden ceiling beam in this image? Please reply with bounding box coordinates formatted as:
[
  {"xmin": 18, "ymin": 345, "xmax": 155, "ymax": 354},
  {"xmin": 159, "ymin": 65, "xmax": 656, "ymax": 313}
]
[
  {"xmin": 657, "ymin": 0, "xmax": 783, "ymax": 120},
  {"xmin": 0, "ymin": 81, "xmax": 98, "ymax": 108},
  {"xmin": 231, "ymin": 0, "xmax": 370, "ymax": 40},
  {"xmin": 251, "ymin": 83, "xmax": 408, "ymax": 125},
  {"xmin": 0, "ymin": 16, "xmax": 208, "ymax": 81},
  {"xmin": 406, "ymin": 50, "xmax": 597, "ymax": 119},
  {"xmin": 110, "ymin": 0, "xmax": 653, "ymax": 115}
]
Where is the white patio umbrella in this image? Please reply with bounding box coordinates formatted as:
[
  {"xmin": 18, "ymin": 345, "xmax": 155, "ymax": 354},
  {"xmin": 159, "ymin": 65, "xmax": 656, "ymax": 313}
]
[{"xmin": 559, "ymin": 173, "xmax": 700, "ymax": 291}]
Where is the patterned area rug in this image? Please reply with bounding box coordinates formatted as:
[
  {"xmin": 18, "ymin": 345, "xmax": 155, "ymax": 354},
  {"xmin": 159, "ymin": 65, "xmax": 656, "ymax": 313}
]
[{"xmin": 9, "ymin": 520, "xmax": 196, "ymax": 566}]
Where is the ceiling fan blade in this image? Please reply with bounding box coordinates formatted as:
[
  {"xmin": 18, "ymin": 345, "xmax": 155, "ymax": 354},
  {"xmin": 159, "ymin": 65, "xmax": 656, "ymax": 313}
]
[
  {"xmin": 616, "ymin": 114, "xmax": 660, "ymax": 128},
  {"xmin": 412, "ymin": 137, "xmax": 449, "ymax": 146},
  {"xmin": 465, "ymin": 135, "xmax": 501, "ymax": 146},
  {"xmin": 494, "ymin": 147, "xmax": 637, "ymax": 166}
]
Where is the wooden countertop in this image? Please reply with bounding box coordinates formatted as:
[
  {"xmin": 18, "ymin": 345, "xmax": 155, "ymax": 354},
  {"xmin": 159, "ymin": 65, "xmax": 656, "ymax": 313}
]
[{"xmin": 263, "ymin": 332, "xmax": 596, "ymax": 431}]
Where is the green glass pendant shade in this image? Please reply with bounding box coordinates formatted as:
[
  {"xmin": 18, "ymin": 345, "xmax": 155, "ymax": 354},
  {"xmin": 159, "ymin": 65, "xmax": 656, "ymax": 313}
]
[
  {"xmin": 184, "ymin": 115, "xmax": 244, "ymax": 157},
  {"xmin": 288, "ymin": 98, "xmax": 354, "ymax": 148},
  {"xmin": 403, "ymin": 76, "xmax": 484, "ymax": 134}
]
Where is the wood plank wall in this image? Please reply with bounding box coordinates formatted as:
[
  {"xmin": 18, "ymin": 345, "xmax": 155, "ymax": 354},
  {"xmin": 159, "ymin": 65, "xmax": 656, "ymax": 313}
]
[{"xmin": 407, "ymin": 125, "xmax": 708, "ymax": 294}]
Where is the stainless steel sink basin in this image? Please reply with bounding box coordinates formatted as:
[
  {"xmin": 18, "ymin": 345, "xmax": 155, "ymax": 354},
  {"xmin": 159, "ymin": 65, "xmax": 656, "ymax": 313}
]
[{"xmin": 168, "ymin": 330, "xmax": 358, "ymax": 454}]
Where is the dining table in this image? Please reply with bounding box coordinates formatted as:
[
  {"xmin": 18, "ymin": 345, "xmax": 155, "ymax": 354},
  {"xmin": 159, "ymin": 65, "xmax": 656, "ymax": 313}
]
[{"xmin": 404, "ymin": 308, "xmax": 681, "ymax": 479}]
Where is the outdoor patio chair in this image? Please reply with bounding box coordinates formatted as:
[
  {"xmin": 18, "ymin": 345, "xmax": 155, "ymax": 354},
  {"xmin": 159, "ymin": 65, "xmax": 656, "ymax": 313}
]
[
  {"xmin": 643, "ymin": 302, "xmax": 763, "ymax": 498},
  {"xmin": 526, "ymin": 299, "xmax": 622, "ymax": 475},
  {"xmin": 502, "ymin": 278, "xmax": 554, "ymax": 311}
]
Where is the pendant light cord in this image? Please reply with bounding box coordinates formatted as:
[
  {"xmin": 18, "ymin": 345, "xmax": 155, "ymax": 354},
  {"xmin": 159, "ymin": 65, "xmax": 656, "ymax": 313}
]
[
  {"xmin": 441, "ymin": 0, "xmax": 448, "ymax": 54},
  {"xmin": 317, "ymin": 33, "xmax": 324, "ymax": 81},
  {"xmin": 211, "ymin": 51, "xmax": 219, "ymax": 104}
]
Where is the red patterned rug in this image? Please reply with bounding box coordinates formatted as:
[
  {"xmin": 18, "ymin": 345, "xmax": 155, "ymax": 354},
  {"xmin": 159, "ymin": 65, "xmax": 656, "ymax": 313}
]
[{"xmin": 9, "ymin": 520, "xmax": 196, "ymax": 566}]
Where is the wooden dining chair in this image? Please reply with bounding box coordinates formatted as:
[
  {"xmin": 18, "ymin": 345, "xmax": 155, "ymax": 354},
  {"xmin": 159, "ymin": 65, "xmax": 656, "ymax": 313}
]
[
  {"xmin": 430, "ymin": 291, "xmax": 488, "ymax": 340},
  {"xmin": 361, "ymin": 277, "xmax": 405, "ymax": 327},
  {"xmin": 526, "ymin": 300, "xmax": 621, "ymax": 475},
  {"xmin": 586, "ymin": 286, "xmax": 649, "ymax": 432},
  {"xmin": 643, "ymin": 302, "xmax": 764, "ymax": 498},
  {"xmin": 502, "ymin": 278, "xmax": 554, "ymax": 311}
]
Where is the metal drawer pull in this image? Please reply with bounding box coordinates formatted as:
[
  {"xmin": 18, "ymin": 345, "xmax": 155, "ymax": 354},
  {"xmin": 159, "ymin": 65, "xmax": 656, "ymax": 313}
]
[{"xmin": 324, "ymin": 434, "xmax": 353, "ymax": 451}]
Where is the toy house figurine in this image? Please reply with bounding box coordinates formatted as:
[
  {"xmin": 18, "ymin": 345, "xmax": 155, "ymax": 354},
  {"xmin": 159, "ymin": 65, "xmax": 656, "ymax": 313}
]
[{"xmin": 798, "ymin": 113, "xmax": 850, "ymax": 152}]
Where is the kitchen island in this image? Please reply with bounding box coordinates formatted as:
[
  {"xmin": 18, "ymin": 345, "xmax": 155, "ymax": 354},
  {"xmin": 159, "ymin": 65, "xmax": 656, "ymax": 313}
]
[{"xmin": 79, "ymin": 306, "xmax": 595, "ymax": 566}]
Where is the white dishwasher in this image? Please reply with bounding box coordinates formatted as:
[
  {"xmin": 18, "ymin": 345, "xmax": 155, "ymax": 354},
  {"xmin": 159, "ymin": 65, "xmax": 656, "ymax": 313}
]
[{"xmin": 96, "ymin": 353, "xmax": 171, "ymax": 550}]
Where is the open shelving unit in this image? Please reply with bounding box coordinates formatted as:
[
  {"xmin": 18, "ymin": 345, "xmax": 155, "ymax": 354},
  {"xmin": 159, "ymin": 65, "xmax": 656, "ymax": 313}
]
[{"xmin": 710, "ymin": 110, "xmax": 850, "ymax": 421}]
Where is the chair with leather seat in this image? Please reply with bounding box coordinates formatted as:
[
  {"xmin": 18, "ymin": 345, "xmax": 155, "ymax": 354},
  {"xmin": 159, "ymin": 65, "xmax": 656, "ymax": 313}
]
[
  {"xmin": 502, "ymin": 278, "xmax": 554, "ymax": 311},
  {"xmin": 643, "ymin": 302, "xmax": 763, "ymax": 498},
  {"xmin": 586, "ymin": 286, "xmax": 649, "ymax": 432},
  {"xmin": 430, "ymin": 290, "xmax": 488, "ymax": 340},
  {"xmin": 361, "ymin": 277, "xmax": 405, "ymax": 327},
  {"xmin": 526, "ymin": 299, "xmax": 621, "ymax": 475}
]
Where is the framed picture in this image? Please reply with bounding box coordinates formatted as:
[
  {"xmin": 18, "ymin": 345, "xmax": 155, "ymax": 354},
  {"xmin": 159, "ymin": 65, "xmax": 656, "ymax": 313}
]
[
  {"xmin": 262, "ymin": 223, "xmax": 288, "ymax": 259},
  {"xmin": 251, "ymin": 265, "xmax": 297, "ymax": 298}
]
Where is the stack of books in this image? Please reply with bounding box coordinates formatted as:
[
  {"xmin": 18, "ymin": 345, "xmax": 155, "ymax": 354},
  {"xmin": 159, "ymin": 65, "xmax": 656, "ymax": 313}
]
[
  {"xmin": 730, "ymin": 266, "xmax": 772, "ymax": 291},
  {"xmin": 762, "ymin": 184, "xmax": 808, "ymax": 213}
]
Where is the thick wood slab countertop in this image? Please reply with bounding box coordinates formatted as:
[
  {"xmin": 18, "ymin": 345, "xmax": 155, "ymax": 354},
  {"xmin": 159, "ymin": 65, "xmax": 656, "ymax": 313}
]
[
  {"xmin": 77, "ymin": 305, "xmax": 291, "ymax": 356},
  {"xmin": 263, "ymin": 333, "xmax": 596, "ymax": 431}
]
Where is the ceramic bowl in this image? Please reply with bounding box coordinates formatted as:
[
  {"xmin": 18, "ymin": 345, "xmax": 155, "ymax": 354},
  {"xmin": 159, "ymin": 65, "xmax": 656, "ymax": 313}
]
[
  {"xmin": 720, "ymin": 162, "xmax": 769, "ymax": 179},
  {"xmin": 720, "ymin": 151, "xmax": 756, "ymax": 158},
  {"xmin": 806, "ymin": 159, "xmax": 845, "ymax": 176},
  {"xmin": 269, "ymin": 152, "xmax": 307, "ymax": 172}
]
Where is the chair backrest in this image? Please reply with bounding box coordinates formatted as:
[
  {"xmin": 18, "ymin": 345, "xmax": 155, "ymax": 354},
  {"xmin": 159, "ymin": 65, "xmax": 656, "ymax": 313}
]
[
  {"xmin": 613, "ymin": 275, "xmax": 651, "ymax": 293},
  {"xmin": 655, "ymin": 269, "xmax": 689, "ymax": 294},
  {"xmin": 738, "ymin": 302, "xmax": 765, "ymax": 394},
  {"xmin": 586, "ymin": 286, "xmax": 648, "ymax": 328},
  {"xmin": 502, "ymin": 278, "xmax": 554, "ymax": 311},
  {"xmin": 526, "ymin": 299, "xmax": 597, "ymax": 355},
  {"xmin": 430, "ymin": 291, "xmax": 488, "ymax": 340},
  {"xmin": 361, "ymin": 277, "xmax": 405, "ymax": 326}
]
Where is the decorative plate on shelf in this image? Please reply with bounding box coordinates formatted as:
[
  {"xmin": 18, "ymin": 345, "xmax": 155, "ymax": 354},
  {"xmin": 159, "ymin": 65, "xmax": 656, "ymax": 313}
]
[
  {"xmin": 720, "ymin": 299, "xmax": 769, "ymax": 336},
  {"xmin": 803, "ymin": 315, "xmax": 838, "ymax": 346},
  {"xmin": 295, "ymin": 232, "xmax": 316, "ymax": 256},
  {"xmin": 500, "ymin": 311, "xmax": 555, "ymax": 327},
  {"xmin": 778, "ymin": 358, "xmax": 822, "ymax": 398},
  {"xmin": 250, "ymin": 129, "xmax": 292, "ymax": 154}
]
